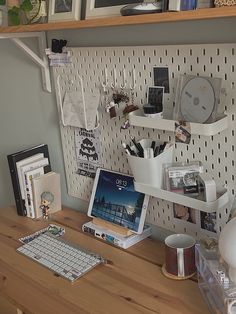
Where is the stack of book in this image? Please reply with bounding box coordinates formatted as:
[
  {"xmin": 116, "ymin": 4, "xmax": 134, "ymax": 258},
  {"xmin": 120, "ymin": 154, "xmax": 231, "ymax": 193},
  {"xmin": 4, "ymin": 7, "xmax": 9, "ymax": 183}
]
[{"xmin": 7, "ymin": 144, "xmax": 61, "ymax": 219}]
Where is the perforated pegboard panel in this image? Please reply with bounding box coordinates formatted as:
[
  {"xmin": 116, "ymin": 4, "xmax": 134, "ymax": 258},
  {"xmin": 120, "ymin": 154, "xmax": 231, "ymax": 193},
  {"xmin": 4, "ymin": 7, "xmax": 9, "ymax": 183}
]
[{"xmin": 53, "ymin": 44, "xmax": 236, "ymax": 239}]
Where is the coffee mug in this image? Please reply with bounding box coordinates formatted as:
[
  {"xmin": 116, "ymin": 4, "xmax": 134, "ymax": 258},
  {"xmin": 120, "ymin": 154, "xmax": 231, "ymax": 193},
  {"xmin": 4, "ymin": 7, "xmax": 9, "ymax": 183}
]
[{"xmin": 164, "ymin": 233, "xmax": 196, "ymax": 278}]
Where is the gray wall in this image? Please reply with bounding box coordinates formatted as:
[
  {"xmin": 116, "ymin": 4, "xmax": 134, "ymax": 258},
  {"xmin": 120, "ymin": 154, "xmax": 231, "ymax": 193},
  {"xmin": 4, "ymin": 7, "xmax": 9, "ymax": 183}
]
[{"xmin": 0, "ymin": 18, "xmax": 235, "ymax": 239}]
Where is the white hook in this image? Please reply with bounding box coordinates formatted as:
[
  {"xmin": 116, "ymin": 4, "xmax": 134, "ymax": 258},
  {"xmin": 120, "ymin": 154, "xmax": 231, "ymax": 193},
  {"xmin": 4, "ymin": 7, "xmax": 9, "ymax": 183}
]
[
  {"xmin": 111, "ymin": 68, "xmax": 117, "ymax": 89},
  {"xmin": 101, "ymin": 68, "xmax": 108, "ymax": 91},
  {"xmin": 130, "ymin": 68, "xmax": 136, "ymax": 90},
  {"xmin": 120, "ymin": 68, "xmax": 127, "ymax": 89}
]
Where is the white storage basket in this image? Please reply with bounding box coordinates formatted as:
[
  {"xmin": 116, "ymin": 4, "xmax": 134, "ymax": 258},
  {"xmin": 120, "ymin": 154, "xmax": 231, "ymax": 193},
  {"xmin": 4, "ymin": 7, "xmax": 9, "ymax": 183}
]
[{"xmin": 127, "ymin": 139, "xmax": 174, "ymax": 188}]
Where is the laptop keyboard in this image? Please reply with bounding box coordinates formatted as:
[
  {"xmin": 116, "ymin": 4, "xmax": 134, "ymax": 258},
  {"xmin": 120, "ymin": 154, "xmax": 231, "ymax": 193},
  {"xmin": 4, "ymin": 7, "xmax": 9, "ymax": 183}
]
[{"xmin": 17, "ymin": 232, "xmax": 105, "ymax": 282}]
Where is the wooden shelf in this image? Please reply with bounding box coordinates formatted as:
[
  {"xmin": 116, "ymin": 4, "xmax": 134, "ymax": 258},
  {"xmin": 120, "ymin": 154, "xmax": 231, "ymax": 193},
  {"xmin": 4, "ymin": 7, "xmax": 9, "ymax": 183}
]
[{"xmin": 0, "ymin": 7, "xmax": 236, "ymax": 34}]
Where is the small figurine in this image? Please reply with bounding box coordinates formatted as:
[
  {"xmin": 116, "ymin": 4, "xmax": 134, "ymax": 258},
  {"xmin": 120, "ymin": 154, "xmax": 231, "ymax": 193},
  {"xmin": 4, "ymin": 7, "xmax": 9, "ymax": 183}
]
[{"xmin": 40, "ymin": 191, "xmax": 54, "ymax": 219}]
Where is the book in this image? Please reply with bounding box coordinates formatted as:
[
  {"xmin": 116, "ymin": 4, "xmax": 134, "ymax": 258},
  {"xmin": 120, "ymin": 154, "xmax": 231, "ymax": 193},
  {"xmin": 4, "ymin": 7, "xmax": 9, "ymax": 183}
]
[
  {"xmin": 7, "ymin": 144, "xmax": 51, "ymax": 216},
  {"xmin": 196, "ymin": 0, "xmax": 214, "ymax": 8},
  {"xmin": 162, "ymin": 0, "xmax": 169, "ymax": 11},
  {"xmin": 20, "ymin": 157, "xmax": 49, "ymax": 200},
  {"xmin": 181, "ymin": 0, "xmax": 197, "ymax": 10},
  {"xmin": 20, "ymin": 157, "xmax": 50, "ymax": 217},
  {"xmin": 16, "ymin": 153, "xmax": 44, "ymax": 200},
  {"xmin": 32, "ymin": 172, "xmax": 61, "ymax": 219},
  {"xmin": 24, "ymin": 166, "xmax": 46, "ymax": 218}
]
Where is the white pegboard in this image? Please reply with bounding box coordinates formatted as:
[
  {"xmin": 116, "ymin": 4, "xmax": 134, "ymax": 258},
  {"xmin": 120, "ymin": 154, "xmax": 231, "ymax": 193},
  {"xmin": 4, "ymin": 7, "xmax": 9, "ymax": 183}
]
[{"xmin": 53, "ymin": 43, "xmax": 236, "ymax": 239}]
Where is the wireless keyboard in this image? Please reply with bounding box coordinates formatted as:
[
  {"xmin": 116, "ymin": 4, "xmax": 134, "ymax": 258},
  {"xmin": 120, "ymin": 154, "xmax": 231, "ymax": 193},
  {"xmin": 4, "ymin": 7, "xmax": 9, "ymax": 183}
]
[{"xmin": 17, "ymin": 232, "xmax": 105, "ymax": 282}]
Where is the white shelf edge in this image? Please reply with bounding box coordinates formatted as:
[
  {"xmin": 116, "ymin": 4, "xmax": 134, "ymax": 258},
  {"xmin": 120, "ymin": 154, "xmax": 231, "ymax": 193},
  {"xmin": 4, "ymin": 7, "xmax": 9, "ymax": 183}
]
[
  {"xmin": 129, "ymin": 110, "xmax": 228, "ymax": 136},
  {"xmin": 134, "ymin": 181, "xmax": 229, "ymax": 213}
]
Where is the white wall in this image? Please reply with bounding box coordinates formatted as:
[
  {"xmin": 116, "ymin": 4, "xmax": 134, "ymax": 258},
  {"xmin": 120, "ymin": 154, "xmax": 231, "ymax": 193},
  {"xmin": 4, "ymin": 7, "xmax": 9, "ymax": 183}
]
[{"xmin": 0, "ymin": 39, "xmax": 87, "ymax": 211}]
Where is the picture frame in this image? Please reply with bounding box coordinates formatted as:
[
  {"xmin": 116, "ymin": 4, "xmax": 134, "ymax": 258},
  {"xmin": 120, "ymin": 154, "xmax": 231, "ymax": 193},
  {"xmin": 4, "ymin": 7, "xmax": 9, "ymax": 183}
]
[
  {"xmin": 200, "ymin": 212, "xmax": 217, "ymax": 234},
  {"xmin": 147, "ymin": 86, "xmax": 164, "ymax": 107},
  {"xmin": 85, "ymin": 0, "xmax": 143, "ymax": 19},
  {"xmin": 173, "ymin": 204, "xmax": 197, "ymax": 225},
  {"xmin": 48, "ymin": 0, "xmax": 82, "ymax": 22}
]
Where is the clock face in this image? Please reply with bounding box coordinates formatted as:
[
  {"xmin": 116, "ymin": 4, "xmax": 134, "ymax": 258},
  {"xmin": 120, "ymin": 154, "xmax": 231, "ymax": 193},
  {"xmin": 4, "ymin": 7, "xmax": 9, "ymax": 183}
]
[
  {"xmin": 180, "ymin": 77, "xmax": 216, "ymax": 123},
  {"xmin": 116, "ymin": 178, "xmax": 127, "ymax": 188}
]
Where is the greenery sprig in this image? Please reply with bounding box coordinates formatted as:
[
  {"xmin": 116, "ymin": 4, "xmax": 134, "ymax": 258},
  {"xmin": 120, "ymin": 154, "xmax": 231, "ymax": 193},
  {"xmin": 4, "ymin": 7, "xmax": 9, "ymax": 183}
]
[{"xmin": 8, "ymin": 0, "xmax": 33, "ymax": 25}]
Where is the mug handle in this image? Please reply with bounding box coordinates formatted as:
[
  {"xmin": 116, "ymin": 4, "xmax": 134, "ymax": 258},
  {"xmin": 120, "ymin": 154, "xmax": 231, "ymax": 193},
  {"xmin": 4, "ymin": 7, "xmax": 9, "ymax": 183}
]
[{"xmin": 228, "ymin": 300, "xmax": 236, "ymax": 314}]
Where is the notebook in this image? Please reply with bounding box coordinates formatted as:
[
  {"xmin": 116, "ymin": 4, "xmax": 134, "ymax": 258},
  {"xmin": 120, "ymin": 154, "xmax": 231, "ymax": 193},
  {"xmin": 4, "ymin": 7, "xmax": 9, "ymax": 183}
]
[{"xmin": 32, "ymin": 172, "xmax": 61, "ymax": 219}]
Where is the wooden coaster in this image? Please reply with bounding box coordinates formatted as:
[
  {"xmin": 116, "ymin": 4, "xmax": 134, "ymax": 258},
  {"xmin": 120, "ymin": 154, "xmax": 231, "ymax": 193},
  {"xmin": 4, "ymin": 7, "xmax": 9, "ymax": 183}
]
[{"xmin": 161, "ymin": 264, "xmax": 196, "ymax": 280}]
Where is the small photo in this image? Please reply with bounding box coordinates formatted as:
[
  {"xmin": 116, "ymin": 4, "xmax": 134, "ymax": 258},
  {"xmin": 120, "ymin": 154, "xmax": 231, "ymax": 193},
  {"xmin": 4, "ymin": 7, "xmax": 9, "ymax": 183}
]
[
  {"xmin": 175, "ymin": 121, "xmax": 191, "ymax": 144},
  {"xmin": 173, "ymin": 204, "xmax": 196, "ymax": 224},
  {"xmin": 55, "ymin": 0, "xmax": 73, "ymax": 13},
  {"xmin": 200, "ymin": 212, "xmax": 217, "ymax": 233}
]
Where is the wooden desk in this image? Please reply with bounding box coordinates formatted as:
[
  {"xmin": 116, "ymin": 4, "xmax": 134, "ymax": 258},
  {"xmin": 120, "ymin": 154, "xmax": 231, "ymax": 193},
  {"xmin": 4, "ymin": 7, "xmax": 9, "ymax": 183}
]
[{"xmin": 0, "ymin": 206, "xmax": 210, "ymax": 314}]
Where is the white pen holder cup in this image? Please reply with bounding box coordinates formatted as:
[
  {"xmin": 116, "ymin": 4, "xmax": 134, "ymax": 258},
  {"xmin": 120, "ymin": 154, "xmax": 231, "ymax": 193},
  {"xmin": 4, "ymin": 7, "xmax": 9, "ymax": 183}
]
[{"xmin": 127, "ymin": 139, "xmax": 174, "ymax": 188}]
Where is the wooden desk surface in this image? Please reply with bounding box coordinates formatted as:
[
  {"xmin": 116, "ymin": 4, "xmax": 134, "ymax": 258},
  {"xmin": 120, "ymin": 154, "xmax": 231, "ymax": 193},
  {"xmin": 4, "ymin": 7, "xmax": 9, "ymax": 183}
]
[{"xmin": 0, "ymin": 206, "xmax": 210, "ymax": 314}]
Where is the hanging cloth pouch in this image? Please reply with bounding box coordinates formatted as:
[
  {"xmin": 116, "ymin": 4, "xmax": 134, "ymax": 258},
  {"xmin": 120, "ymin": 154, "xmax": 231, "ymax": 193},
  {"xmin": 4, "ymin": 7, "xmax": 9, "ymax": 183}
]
[{"xmin": 57, "ymin": 75, "xmax": 100, "ymax": 130}]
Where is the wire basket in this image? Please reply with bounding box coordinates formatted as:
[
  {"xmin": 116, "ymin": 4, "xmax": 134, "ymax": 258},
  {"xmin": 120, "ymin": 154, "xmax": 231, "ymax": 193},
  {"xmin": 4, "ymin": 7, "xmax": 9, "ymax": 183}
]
[{"xmin": 214, "ymin": 0, "xmax": 236, "ymax": 6}]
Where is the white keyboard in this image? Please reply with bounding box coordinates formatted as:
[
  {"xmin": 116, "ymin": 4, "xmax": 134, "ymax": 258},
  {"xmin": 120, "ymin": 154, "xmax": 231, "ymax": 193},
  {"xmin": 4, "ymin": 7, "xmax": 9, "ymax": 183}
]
[{"xmin": 17, "ymin": 233, "xmax": 105, "ymax": 282}]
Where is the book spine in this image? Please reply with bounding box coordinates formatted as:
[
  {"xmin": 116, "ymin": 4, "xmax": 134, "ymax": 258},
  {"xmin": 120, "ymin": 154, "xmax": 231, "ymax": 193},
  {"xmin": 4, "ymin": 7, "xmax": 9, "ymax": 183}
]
[
  {"xmin": 181, "ymin": 0, "xmax": 197, "ymax": 10},
  {"xmin": 23, "ymin": 159, "xmax": 49, "ymax": 217},
  {"xmin": 25, "ymin": 167, "xmax": 45, "ymax": 218},
  {"xmin": 162, "ymin": 0, "xmax": 169, "ymax": 11},
  {"xmin": 7, "ymin": 155, "xmax": 27, "ymax": 216},
  {"xmin": 17, "ymin": 154, "xmax": 44, "ymax": 200},
  {"xmin": 21, "ymin": 159, "xmax": 45, "ymax": 200},
  {"xmin": 168, "ymin": 0, "xmax": 181, "ymax": 11}
]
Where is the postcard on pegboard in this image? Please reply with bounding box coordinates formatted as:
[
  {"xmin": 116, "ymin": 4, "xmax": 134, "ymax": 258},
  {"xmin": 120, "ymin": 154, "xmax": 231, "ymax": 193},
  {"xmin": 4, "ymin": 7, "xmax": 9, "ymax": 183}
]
[{"xmin": 75, "ymin": 128, "xmax": 102, "ymax": 178}]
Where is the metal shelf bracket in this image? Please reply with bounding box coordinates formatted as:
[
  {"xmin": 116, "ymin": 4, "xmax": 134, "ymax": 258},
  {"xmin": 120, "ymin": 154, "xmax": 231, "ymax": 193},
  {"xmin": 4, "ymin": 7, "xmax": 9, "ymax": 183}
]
[{"xmin": 0, "ymin": 31, "xmax": 51, "ymax": 92}]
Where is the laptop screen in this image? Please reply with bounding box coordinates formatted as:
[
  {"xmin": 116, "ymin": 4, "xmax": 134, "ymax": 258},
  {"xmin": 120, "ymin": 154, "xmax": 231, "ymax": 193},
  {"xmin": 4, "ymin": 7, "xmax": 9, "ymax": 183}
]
[{"xmin": 87, "ymin": 168, "xmax": 149, "ymax": 234}]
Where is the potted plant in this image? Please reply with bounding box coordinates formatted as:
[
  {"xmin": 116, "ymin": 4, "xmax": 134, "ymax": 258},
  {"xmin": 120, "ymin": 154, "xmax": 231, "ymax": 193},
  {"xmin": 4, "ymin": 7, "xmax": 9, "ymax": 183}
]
[{"xmin": 7, "ymin": 0, "xmax": 33, "ymax": 25}]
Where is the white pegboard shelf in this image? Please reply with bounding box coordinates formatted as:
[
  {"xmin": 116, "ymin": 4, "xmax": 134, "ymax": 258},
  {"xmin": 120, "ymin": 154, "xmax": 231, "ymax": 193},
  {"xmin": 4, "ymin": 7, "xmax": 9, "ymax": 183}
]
[
  {"xmin": 129, "ymin": 110, "xmax": 229, "ymax": 136},
  {"xmin": 134, "ymin": 181, "xmax": 229, "ymax": 213},
  {"xmin": 54, "ymin": 43, "xmax": 236, "ymax": 239}
]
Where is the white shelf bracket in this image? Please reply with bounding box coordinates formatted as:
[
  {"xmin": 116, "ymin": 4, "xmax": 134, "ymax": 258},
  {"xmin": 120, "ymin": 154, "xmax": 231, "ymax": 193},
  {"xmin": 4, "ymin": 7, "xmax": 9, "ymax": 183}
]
[{"xmin": 0, "ymin": 32, "xmax": 51, "ymax": 93}]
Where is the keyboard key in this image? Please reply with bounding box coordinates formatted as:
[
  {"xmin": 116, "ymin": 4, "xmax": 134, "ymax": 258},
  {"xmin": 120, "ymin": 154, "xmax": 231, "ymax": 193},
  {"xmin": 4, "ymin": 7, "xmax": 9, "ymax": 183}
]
[{"xmin": 16, "ymin": 233, "xmax": 105, "ymax": 282}]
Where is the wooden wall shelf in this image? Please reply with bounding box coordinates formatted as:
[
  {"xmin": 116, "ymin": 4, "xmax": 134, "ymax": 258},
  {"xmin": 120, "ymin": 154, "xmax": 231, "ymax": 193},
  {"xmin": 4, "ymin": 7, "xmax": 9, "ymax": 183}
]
[{"xmin": 0, "ymin": 7, "xmax": 236, "ymax": 34}]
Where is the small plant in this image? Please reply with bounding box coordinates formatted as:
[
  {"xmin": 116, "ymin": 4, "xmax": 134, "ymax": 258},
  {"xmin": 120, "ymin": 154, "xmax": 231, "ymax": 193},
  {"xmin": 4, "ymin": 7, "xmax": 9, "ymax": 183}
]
[
  {"xmin": 8, "ymin": 0, "xmax": 33, "ymax": 25},
  {"xmin": 0, "ymin": 0, "xmax": 6, "ymax": 5}
]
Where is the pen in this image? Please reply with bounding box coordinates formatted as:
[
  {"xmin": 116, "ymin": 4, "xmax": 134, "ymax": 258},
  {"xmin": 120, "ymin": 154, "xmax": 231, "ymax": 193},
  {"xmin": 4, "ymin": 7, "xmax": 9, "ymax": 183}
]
[
  {"xmin": 122, "ymin": 143, "xmax": 136, "ymax": 156},
  {"xmin": 130, "ymin": 136, "xmax": 144, "ymax": 157},
  {"xmin": 154, "ymin": 145, "xmax": 160, "ymax": 157},
  {"xmin": 159, "ymin": 142, "xmax": 167, "ymax": 154},
  {"xmin": 144, "ymin": 148, "xmax": 154, "ymax": 159},
  {"xmin": 151, "ymin": 141, "xmax": 156, "ymax": 151}
]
